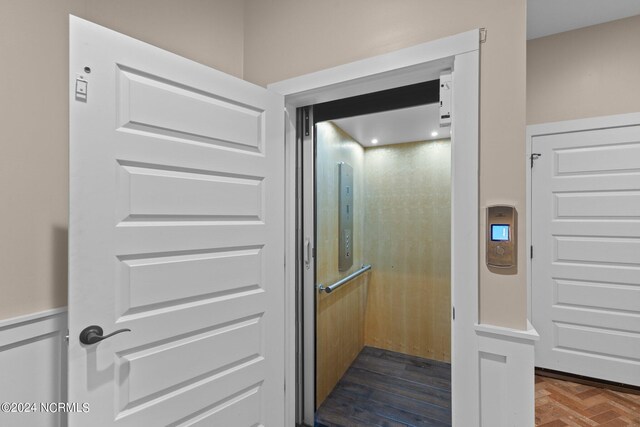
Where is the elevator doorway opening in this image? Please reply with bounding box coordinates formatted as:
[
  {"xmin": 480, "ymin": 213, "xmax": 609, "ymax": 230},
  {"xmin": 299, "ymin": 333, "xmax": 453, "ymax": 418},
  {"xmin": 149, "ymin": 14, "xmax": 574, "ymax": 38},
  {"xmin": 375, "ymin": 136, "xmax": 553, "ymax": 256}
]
[{"xmin": 299, "ymin": 81, "xmax": 453, "ymax": 426}]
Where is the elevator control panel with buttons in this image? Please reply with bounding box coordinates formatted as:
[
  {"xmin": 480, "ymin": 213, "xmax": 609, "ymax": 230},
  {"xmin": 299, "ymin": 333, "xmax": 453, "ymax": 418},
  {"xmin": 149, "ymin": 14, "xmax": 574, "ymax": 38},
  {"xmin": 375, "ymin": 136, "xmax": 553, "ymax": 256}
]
[
  {"xmin": 486, "ymin": 205, "xmax": 517, "ymax": 269},
  {"xmin": 338, "ymin": 162, "xmax": 354, "ymax": 271}
]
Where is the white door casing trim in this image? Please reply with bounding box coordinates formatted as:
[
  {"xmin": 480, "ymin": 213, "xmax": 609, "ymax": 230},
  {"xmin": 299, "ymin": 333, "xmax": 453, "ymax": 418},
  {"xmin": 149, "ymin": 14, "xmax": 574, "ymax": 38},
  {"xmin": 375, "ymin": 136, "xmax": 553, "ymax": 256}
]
[
  {"xmin": 525, "ymin": 112, "xmax": 640, "ymax": 320},
  {"xmin": 269, "ymin": 29, "xmax": 481, "ymax": 426}
]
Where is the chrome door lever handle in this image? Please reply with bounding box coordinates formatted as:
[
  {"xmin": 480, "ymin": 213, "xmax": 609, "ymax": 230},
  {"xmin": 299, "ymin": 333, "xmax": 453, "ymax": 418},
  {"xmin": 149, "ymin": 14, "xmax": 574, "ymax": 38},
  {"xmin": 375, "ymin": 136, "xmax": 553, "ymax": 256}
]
[{"xmin": 79, "ymin": 325, "xmax": 131, "ymax": 345}]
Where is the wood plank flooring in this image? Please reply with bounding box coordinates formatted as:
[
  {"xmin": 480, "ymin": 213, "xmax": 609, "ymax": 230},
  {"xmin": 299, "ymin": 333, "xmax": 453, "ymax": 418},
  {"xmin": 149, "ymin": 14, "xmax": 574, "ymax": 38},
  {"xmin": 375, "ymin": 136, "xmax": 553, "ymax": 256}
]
[
  {"xmin": 315, "ymin": 346, "xmax": 640, "ymax": 426},
  {"xmin": 315, "ymin": 346, "xmax": 451, "ymax": 427},
  {"xmin": 536, "ymin": 375, "xmax": 640, "ymax": 426}
]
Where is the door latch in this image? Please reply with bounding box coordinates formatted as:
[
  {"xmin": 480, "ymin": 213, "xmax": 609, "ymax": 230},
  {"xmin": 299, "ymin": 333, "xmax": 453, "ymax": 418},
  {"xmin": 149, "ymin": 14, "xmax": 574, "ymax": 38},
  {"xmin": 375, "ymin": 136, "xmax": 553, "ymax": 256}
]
[
  {"xmin": 304, "ymin": 238, "xmax": 311, "ymax": 270},
  {"xmin": 530, "ymin": 153, "xmax": 541, "ymax": 168}
]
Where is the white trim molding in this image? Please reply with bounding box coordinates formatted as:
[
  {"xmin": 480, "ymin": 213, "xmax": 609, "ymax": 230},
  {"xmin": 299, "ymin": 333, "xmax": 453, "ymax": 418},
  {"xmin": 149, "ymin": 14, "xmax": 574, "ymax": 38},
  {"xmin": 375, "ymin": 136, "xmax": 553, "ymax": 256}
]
[
  {"xmin": 269, "ymin": 29, "xmax": 479, "ymax": 106},
  {"xmin": 0, "ymin": 308, "xmax": 68, "ymax": 427},
  {"xmin": 475, "ymin": 321, "xmax": 539, "ymax": 427}
]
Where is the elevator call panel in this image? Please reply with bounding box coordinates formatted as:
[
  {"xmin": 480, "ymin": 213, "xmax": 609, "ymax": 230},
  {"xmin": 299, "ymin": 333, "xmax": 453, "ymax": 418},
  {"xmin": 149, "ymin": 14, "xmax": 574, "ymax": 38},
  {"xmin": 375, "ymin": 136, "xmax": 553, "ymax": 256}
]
[
  {"xmin": 338, "ymin": 162, "xmax": 354, "ymax": 271},
  {"xmin": 486, "ymin": 205, "xmax": 517, "ymax": 268}
]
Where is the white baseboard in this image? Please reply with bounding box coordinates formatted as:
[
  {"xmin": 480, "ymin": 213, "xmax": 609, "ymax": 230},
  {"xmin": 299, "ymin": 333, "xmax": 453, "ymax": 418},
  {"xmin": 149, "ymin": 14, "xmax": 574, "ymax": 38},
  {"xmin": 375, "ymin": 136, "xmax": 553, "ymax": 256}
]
[
  {"xmin": 475, "ymin": 321, "xmax": 539, "ymax": 427},
  {"xmin": 0, "ymin": 307, "xmax": 68, "ymax": 427}
]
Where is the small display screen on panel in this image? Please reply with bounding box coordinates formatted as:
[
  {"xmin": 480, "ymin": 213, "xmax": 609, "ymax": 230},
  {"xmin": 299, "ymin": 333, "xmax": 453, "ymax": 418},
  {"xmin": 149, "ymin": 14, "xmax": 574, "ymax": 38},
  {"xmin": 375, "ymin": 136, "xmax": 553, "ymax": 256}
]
[{"xmin": 491, "ymin": 224, "xmax": 510, "ymax": 241}]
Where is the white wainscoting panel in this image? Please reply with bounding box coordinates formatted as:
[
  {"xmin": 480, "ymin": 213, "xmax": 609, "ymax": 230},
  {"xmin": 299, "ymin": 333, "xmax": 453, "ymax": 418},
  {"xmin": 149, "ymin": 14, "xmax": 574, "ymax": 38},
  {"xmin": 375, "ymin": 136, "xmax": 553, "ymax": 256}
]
[
  {"xmin": 0, "ymin": 308, "xmax": 67, "ymax": 427},
  {"xmin": 475, "ymin": 321, "xmax": 539, "ymax": 427}
]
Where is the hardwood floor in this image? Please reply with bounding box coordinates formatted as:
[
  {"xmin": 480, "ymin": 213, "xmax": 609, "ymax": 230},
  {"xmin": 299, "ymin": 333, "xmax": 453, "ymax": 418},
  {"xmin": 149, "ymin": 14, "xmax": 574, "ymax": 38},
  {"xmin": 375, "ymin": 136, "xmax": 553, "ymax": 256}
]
[
  {"xmin": 536, "ymin": 375, "xmax": 640, "ymax": 426},
  {"xmin": 315, "ymin": 346, "xmax": 451, "ymax": 427},
  {"xmin": 314, "ymin": 346, "xmax": 640, "ymax": 426}
]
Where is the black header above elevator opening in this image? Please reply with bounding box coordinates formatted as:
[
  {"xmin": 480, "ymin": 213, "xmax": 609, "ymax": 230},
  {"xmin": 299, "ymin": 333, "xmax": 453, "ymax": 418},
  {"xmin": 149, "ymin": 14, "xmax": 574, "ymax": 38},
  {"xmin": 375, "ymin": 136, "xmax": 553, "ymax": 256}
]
[{"xmin": 313, "ymin": 79, "xmax": 440, "ymax": 124}]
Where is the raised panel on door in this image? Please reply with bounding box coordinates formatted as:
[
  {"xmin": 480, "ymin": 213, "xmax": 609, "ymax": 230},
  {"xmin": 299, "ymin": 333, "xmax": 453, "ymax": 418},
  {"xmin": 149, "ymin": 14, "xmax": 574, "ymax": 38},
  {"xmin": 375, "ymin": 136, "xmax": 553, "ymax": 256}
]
[
  {"xmin": 531, "ymin": 124, "xmax": 640, "ymax": 386},
  {"xmin": 69, "ymin": 16, "xmax": 284, "ymax": 426}
]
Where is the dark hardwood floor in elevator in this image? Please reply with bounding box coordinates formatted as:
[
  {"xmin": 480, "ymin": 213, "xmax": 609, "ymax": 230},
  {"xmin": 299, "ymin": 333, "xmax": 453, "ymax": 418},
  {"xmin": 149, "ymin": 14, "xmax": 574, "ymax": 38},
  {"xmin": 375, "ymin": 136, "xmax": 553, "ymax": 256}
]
[{"xmin": 315, "ymin": 347, "xmax": 452, "ymax": 427}]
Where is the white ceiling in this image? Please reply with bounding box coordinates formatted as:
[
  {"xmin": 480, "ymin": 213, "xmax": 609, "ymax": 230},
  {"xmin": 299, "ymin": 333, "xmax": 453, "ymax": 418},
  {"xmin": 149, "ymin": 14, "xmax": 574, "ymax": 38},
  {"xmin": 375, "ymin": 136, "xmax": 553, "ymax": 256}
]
[
  {"xmin": 330, "ymin": 104, "xmax": 448, "ymax": 148},
  {"xmin": 527, "ymin": 0, "xmax": 640, "ymax": 40}
]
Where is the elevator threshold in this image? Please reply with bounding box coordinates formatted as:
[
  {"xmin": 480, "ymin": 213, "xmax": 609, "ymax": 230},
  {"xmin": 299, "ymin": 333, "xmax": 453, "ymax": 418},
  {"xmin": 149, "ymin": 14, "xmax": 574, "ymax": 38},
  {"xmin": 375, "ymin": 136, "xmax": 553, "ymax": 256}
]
[{"xmin": 315, "ymin": 347, "xmax": 452, "ymax": 427}]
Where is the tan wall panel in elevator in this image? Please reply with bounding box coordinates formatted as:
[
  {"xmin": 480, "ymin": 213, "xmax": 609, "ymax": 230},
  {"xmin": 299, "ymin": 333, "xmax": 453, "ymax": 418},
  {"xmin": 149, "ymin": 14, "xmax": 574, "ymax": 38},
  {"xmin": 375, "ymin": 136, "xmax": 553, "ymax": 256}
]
[
  {"xmin": 315, "ymin": 122, "xmax": 368, "ymax": 407},
  {"xmin": 364, "ymin": 140, "xmax": 451, "ymax": 362}
]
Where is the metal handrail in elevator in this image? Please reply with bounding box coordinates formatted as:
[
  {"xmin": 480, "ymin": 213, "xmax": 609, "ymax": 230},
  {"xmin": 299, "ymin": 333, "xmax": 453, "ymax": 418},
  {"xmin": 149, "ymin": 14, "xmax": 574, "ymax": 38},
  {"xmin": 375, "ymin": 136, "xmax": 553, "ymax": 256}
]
[{"xmin": 317, "ymin": 264, "xmax": 372, "ymax": 294}]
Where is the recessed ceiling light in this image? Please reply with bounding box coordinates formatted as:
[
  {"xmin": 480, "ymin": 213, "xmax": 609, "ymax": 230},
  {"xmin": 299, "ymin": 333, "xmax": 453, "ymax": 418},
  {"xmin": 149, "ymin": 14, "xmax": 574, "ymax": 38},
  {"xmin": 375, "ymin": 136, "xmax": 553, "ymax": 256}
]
[
  {"xmin": 371, "ymin": 138, "xmax": 378, "ymax": 144},
  {"xmin": 431, "ymin": 131, "xmax": 439, "ymax": 137}
]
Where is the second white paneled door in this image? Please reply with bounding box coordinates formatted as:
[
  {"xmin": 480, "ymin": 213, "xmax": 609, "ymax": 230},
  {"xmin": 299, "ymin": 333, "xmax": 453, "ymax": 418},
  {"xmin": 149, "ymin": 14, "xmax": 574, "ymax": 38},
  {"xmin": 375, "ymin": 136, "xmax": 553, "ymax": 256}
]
[
  {"xmin": 531, "ymin": 122, "xmax": 640, "ymax": 386},
  {"xmin": 69, "ymin": 17, "xmax": 285, "ymax": 426}
]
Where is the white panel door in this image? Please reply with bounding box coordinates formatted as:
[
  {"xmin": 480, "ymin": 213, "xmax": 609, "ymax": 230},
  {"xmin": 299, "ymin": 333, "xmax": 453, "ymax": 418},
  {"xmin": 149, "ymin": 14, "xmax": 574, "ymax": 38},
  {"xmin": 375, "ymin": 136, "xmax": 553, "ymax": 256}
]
[
  {"xmin": 532, "ymin": 124, "xmax": 640, "ymax": 386},
  {"xmin": 69, "ymin": 17, "xmax": 285, "ymax": 426}
]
